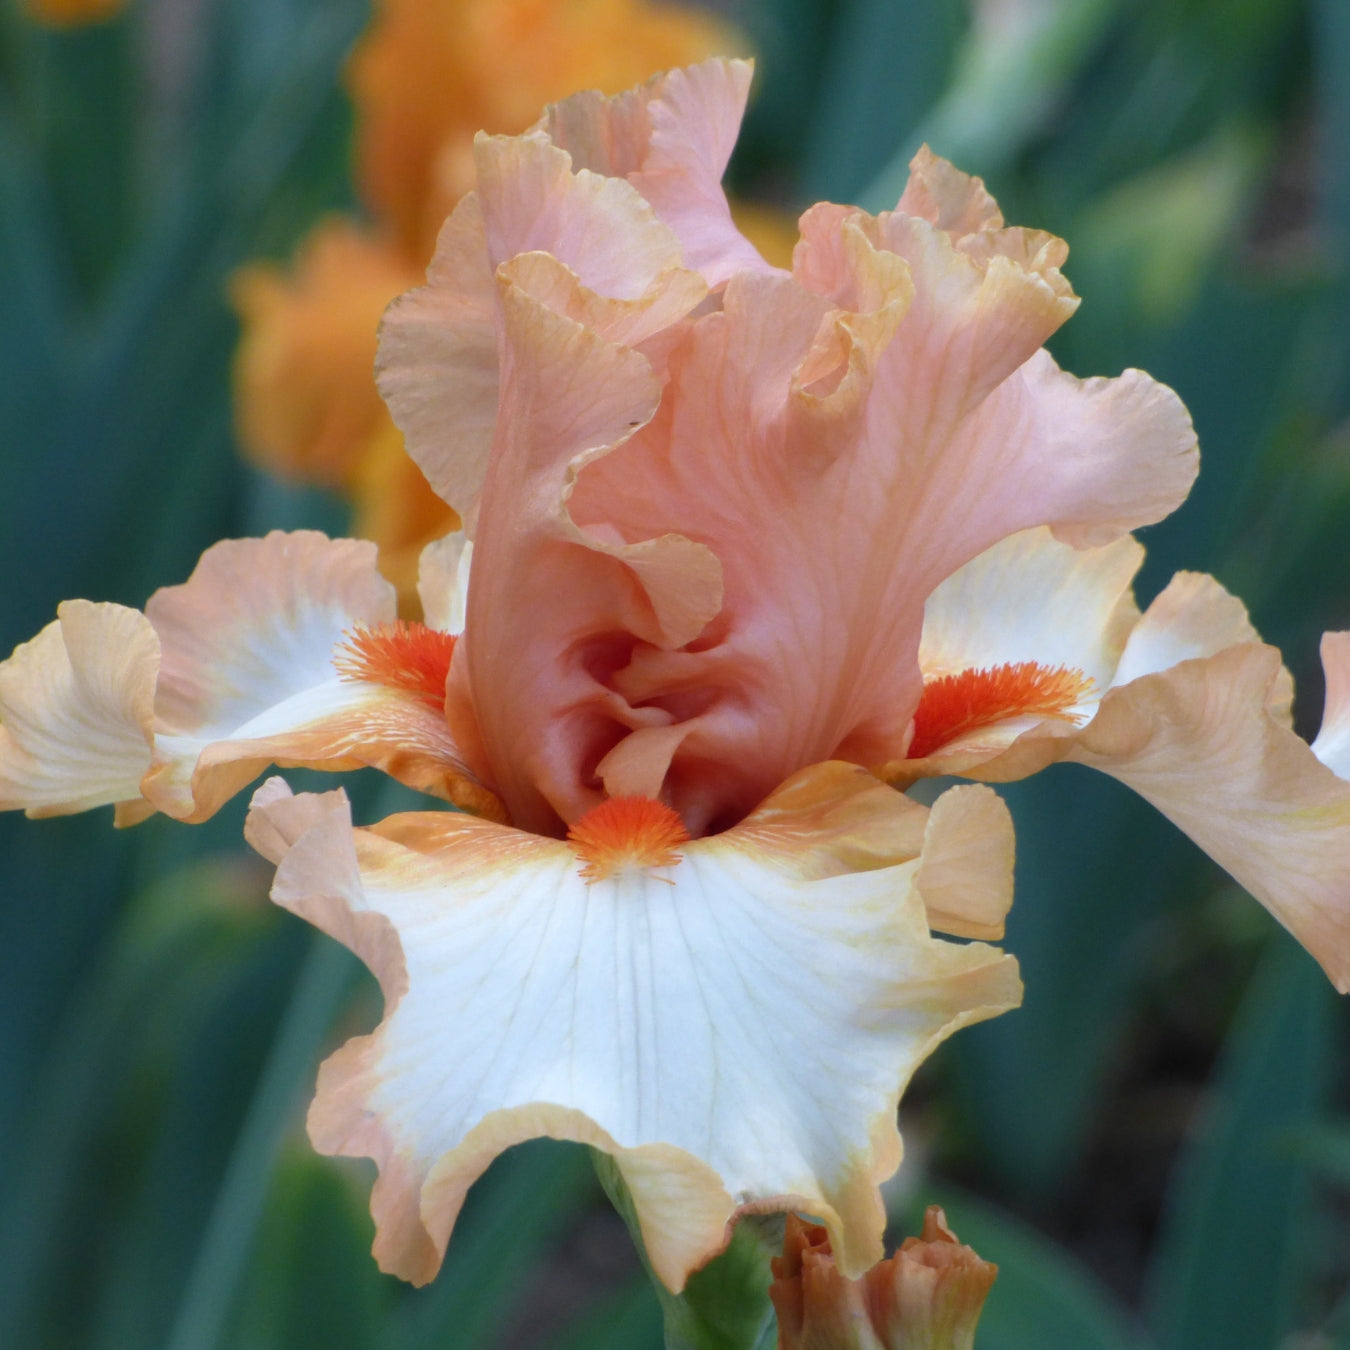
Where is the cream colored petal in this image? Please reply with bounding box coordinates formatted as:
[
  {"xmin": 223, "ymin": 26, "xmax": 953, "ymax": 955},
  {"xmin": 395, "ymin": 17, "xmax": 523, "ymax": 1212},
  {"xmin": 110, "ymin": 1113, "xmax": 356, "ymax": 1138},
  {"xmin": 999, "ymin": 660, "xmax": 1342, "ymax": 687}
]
[
  {"xmin": 247, "ymin": 763, "xmax": 1020, "ymax": 1289},
  {"xmin": 1312, "ymin": 632, "xmax": 1350, "ymax": 778},
  {"xmin": 917, "ymin": 785, "xmax": 1016, "ymax": 941},
  {"xmin": 0, "ymin": 601, "xmax": 158, "ymax": 817},
  {"xmin": 139, "ymin": 531, "xmax": 496, "ymax": 821},
  {"xmin": 881, "ymin": 529, "xmax": 1143, "ymax": 783},
  {"xmin": 1111, "ymin": 570, "xmax": 1282, "ymax": 696},
  {"xmin": 920, "ymin": 528, "xmax": 1143, "ymax": 686},
  {"xmin": 416, "ymin": 532, "xmax": 473, "ymax": 635},
  {"xmin": 1070, "ymin": 643, "xmax": 1350, "ymax": 992}
]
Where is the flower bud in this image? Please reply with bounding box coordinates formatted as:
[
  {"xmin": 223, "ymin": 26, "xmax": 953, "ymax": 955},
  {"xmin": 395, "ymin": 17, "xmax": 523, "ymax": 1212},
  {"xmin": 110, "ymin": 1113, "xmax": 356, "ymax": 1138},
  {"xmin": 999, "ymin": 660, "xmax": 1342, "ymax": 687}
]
[{"xmin": 771, "ymin": 1207, "xmax": 997, "ymax": 1350}]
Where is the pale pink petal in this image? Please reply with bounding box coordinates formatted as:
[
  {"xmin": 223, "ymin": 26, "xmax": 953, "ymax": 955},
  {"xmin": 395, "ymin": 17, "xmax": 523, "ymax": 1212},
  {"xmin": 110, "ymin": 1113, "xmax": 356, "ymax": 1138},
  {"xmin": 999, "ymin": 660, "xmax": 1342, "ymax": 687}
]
[
  {"xmin": 1069, "ymin": 643, "xmax": 1350, "ymax": 992},
  {"xmin": 1312, "ymin": 632, "xmax": 1350, "ymax": 778},
  {"xmin": 473, "ymin": 130, "xmax": 690, "ymax": 302},
  {"xmin": 376, "ymin": 195, "xmax": 500, "ymax": 531},
  {"xmin": 459, "ymin": 280, "xmax": 722, "ymax": 833},
  {"xmin": 380, "ymin": 92, "xmax": 1200, "ymax": 837},
  {"xmin": 246, "ymin": 762, "xmax": 1020, "ymax": 1289},
  {"xmin": 539, "ymin": 59, "xmax": 773, "ymax": 287},
  {"xmin": 141, "ymin": 531, "xmax": 497, "ymax": 821},
  {"xmin": 895, "ymin": 145, "xmax": 1003, "ymax": 235},
  {"xmin": 0, "ymin": 601, "xmax": 158, "ymax": 818}
]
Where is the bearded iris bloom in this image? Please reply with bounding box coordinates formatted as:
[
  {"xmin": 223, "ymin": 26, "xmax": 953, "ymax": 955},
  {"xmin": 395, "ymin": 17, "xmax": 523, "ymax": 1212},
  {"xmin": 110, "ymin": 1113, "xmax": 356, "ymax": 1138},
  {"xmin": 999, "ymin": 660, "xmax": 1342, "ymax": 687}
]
[{"xmin": 2, "ymin": 58, "xmax": 1348, "ymax": 1293}]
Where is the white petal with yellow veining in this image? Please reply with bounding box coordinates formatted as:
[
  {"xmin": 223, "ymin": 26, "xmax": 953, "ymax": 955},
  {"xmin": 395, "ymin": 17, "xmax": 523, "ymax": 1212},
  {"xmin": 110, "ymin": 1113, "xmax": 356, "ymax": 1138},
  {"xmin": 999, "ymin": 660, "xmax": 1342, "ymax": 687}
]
[{"xmin": 247, "ymin": 763, "xmax": 1020, "ymax": 1290}]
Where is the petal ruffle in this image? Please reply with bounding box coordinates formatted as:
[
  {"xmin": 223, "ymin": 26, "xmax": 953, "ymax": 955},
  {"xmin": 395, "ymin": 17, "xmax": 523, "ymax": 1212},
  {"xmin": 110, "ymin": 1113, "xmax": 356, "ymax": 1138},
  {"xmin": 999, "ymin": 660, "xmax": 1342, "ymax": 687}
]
[
  {"xmin": 245, "ymin": 762, "xmax": 1020, "ymax": 1289},
  {"xmin": 455, "ymin": 281, "xmax": 723, "ymax": 832},
  {"xmin": 143, "ymin": 531, "xmax": 498, "ymax": 821},
  {"xmin": 539, "ymin": 59, "xmax": 775, "ymax": 286},
  {"xmin": 0, "ymin": 601, "xmax": 158, "ymax": 820}
]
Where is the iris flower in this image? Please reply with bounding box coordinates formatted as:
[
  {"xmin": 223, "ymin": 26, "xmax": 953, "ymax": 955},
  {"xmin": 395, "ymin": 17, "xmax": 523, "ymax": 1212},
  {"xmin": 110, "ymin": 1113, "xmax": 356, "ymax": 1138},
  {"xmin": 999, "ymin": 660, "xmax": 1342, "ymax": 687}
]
[{"xmin": 3, "ymin": 59, "xmax": 1348, "ymax": 1292}]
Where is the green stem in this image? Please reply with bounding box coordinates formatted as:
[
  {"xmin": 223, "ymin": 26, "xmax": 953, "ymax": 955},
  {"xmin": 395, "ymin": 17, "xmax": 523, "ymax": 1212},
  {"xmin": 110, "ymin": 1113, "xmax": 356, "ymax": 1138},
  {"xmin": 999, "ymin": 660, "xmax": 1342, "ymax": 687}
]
[{"xmin": 591, "ymin": 1151, "xmax": 780, "ymax": 1350}]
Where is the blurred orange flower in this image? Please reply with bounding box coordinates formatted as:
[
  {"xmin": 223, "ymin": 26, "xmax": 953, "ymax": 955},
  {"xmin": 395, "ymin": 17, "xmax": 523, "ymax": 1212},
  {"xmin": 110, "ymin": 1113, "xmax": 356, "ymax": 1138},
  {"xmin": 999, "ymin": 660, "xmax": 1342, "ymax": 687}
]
[
  {"xmin": 232, "ymin": 0, "xmax": 750, "ymax": 604},
  {"xmin": 26, "ymin": 0, "xmax": 122, "ymax": 25}
]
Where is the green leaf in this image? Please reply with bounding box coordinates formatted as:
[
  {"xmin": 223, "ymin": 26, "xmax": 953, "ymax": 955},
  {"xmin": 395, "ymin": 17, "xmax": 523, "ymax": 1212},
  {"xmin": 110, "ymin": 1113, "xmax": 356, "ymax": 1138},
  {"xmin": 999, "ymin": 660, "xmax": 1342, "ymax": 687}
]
[
  {"xmin": 385, "ymin": 1140, "xmax": 598, "ymax": 1350},
  {"xmin": 1146, "ymin": 941, "xmax": 1338, "ymax": 1350},
  {"xmin": 163, "ymin": 935, "xmax": 361, "ymax": 1350},
  {"xmin": 947, "ymin": 767, "xmax": 1200, "ymax": 1204},
  {"xmin": 902, "ymin": 1190, "xmax": 1153, "ymax": 1350},
  {"xmin": 592, "ymin": 1152, "xmax": 777, "ymax": 1350},
  {"xmin": 858, "ymin": 0, "xmax": 1121, "ymax": 209},
  {"xmin": 797, "ymin": 0, "xmax": 965, "ymax": 202},
  {"xmin": 229, "ymin": 1149, "xmax": 385, "ymax": 1350},
  {"xmin": 548, "ymin": 1278, "xmax": 664, "ymax": 1350},
  {"xmin": 1281, "ymin": 1120, "xmax": 1350, "ymax": 1191}
]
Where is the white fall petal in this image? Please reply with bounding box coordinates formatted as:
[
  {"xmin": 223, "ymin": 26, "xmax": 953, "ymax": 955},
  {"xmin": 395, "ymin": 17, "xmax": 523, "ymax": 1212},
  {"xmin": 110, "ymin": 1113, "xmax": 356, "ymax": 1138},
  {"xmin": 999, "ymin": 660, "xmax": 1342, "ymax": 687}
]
[{"xmin": 245, "ymin": 762, "xmax": 1021, "ymax": 1291}]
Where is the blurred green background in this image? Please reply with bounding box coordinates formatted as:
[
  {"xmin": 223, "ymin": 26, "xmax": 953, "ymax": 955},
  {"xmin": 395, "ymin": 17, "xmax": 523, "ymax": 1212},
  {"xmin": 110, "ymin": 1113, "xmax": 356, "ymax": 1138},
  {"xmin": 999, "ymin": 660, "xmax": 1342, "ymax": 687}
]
[{"xmin": 1, "ymin": 0, "xmax": 1349, "ymax": 1345}]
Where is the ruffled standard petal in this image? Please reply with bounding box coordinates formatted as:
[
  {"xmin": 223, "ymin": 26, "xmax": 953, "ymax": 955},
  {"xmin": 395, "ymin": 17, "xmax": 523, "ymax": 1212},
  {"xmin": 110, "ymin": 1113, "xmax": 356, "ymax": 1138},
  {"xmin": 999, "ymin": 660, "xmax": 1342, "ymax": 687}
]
[
  {"xmin": 457, "ymin": 280, "xmax": 723, "ymax": 832},
  {"xmin": 348, "ymin": 0, "xmax": 737, "ymax": 259},
  {"xmin": 0, "ymin": 601, "xmax": 158, "ymax": 820},
  {"xmin": 245, "ymin": 762, "xmax": 1020, "ymax": 1290},
  {"xmin": 539, "ymin": 59, "xmax": 775, "ymax": 286},
  {"xmin": 378, "ymin": 124, "xmax": 709, "ymax": 538},
  {"xmin": 141, "ymin": 531, "xmax": 499, "ymax": 822}
]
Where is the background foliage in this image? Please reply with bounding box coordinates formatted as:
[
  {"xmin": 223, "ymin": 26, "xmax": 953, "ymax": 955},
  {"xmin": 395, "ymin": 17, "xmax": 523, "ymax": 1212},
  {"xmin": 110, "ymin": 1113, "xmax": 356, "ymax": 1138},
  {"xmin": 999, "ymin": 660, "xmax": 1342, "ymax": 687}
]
[{"xmin": 1, "ymin": 0, "xmax": 1348, "ymax": 1345}]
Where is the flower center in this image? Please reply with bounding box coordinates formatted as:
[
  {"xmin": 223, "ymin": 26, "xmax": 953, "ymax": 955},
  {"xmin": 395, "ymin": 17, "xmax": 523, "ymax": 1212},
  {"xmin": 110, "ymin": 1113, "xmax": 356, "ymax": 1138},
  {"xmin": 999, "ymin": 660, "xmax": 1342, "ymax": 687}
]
[
  {"xmin": 908, "ymin": 661, "xmax": 1093, "ymax": 759},
  {"xmin": 566, "ymin": 797, "xmax": 691, "ymax": 882},
  {"xmin": 333, "ymin": 621, "xmax": 457, "ymax": 711}
]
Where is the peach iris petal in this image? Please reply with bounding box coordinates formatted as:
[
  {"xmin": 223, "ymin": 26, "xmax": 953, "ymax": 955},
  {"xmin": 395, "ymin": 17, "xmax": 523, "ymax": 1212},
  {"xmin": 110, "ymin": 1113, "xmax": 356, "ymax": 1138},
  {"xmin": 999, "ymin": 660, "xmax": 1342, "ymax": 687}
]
[
  {"xmin": 377, "ymin": 69, "xmax": 1199, "ymax": 832},
  {"xmin": 0, "ymin": 601, "xmax": 158, "ymax": 820},
  {"xmin": 245, "ymin": 762, "xmax": 1021, "ymax": 1290},
  {"xmin": 898, "ymin": 530, "xmax": 1350, "ymax": 989},
  {"xmin": 1312, "ymin": 632, "xmax": 1350, "ymax": 778},
  {"xmin": 537, "ymin": 59, "xmax": 776, "ymax": 286},
  {"xmin": 455, "ymin": 281, "xmax": 723, "ymax": 833},
  {"xmin": 0, "ymin": 531, "xmax": 498, "ymax": 825},
  {"xmin": 1069, "ymin": 643, "xmax": 1350, "ymax": 992},
  {"xmin": 350, "ymin": 0, "xmax": 739, "ymax": 260},
  {"xmin": 142, "ymin": 531, "xmax": 498, "ymax": 821}
]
